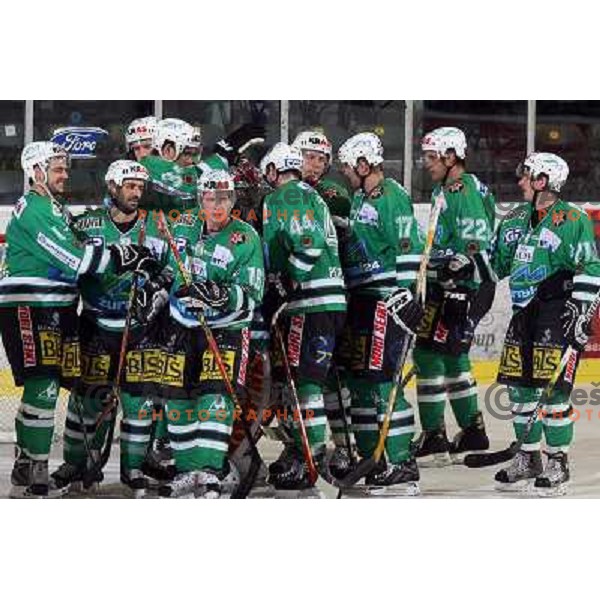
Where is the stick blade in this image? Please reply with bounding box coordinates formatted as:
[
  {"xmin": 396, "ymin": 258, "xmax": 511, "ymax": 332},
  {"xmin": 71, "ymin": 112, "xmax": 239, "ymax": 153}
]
[
  {"xmin": 463, "ymin": 445, "xmax": 517, "ymax": 468},
  {"xmin": 339, "ymin": 458, "xmax": 377, "ymax": 488}
]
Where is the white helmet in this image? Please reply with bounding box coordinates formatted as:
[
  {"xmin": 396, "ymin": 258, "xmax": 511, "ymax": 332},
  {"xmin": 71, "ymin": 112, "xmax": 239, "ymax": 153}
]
[
  {"xmin": 21, "ymin": 141, "xmax": 69, "ymax": 181},
  {"xmin": 259, "ymin": 143, "xmax": 304, "ymax": 176},
  {"xmin": 198, "ymin": 169, "xmax": 236, "ymax": 194},
  {"xmin": 152, "ymin": 118, "xmax": 202, "ymax": 159},
  {"xmin": 125, "ymin": 116, "xmax": 157, "ymax": 146},
  {"xmin": 521, "ymin": 152, "xmax": 569, "ymax": 193},
  {"xmin": 338, "ymin": 132, "xmax": 384, "ymax": 167},
  {"xmin": 105, "ymin": 160, "xmax": 149, "ymax": 187},
  {"xmin": 421, "ymin": 127, "xmax": 467, "ymax": 160},
  {"xmin": 291, "ymin": 130, "xmax": 333, "ymax": 165}
]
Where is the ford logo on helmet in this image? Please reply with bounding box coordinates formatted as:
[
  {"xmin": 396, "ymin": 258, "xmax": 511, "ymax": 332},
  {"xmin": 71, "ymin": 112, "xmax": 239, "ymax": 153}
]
[{"xmin": 51, "ymin": 126, "xmax": 109, "ymax": 159}]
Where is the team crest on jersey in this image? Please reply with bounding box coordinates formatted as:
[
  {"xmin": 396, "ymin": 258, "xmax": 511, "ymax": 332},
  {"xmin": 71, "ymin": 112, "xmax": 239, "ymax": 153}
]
[
  {"xmin": 321, "ymin": 187, "xmax": 337, "ymax": 199},
  {"xmin": 503, "ymin": 227, "xmax": 522, "ymax": 244},
  {"xmin": 400, "ymin": 238, "xmax": 412, "ymax": 252},
  {"xmin": 369, "ymin": 186, "xmax": 383, "ymax": 200},
  {"xmin": 552, "ymin": 210, "xmax": 567, "ymax": 227},
  {"xmin": 229, "ymin": 231, "xmax": 246, "ymax": 245},
  {"xmin": 447, "ymin": 181, "xmax": 464, "ymax": 193},
  {"xmin": 301, "ymin": 235, "xmax": 313, "ymax": 247},
  {"xmin": 466, "ymin": 241, "xmax": 480, "ymax": 255}
]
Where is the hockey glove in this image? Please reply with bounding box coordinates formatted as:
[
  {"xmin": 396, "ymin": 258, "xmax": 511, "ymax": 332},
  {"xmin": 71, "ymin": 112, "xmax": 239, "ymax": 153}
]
[
  {"xmin": 437, "ymin": 253, "xmax": 475, "ymax": 289},
  {"xmin": 109, "ymin": 244, "xmax": 159, "ymax": 278},
  {"xmin": 384, "ymin": 287, "xmax": 424, "ymax": 334},
  {"xmin": 175, "ymin": 280, "xmax": 230, "ymax": 312},
  {"xmin": 214, "ymin": 124, "xmax": 266, "ymax": 164},
  {"xmin": 561, "ymin": 298, "xmax": 591, "ymax": 352},
  {"xmin": 133, "ymin": 269, "xmax": 174, "ymax": 325}
]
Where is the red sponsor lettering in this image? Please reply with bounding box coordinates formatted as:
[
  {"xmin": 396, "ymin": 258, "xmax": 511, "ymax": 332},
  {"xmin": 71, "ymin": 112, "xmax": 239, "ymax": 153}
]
[
  {"xmin": 434, "ymin": 322, "xmax": 449, "ymax": 344},
  {"xmin": 369, "ymin": 301, "xmax": 388, "ymax": 370},
  {"xmin": 288, "ymin": 315, "xmax": 304, "ymax": 367},
  {"xmin": 17, "ymin": 306, "xmax": 36, "ymax": 368},
  {"xmin": 564, "ymin": 349, "xmax": 578, "ymax": 384}
]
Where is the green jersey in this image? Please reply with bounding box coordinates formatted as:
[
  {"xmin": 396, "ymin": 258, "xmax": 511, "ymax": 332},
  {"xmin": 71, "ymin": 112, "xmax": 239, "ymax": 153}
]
[
  {"xmin": 315, "ymin": 177, "xmax": 351, "ymax": 220},
  {"xmin": 73, "ymin": 208, "xmax": 169, "ymax": 331},
  {"xmin": 430, "ymin": 173, "xmax": 495, "ymax": 290},
  {"xmin": 491, "ymin": 199, "xmax": 600, "ymax": 310},
  {"xmin": 169, "ymin": 215, "xmax": 264, "ymax": 330},
  {"xmin": 343, "ymin": 178, "xmax": 423, "ymax": 297},
  {"xmin": 0, "ymin": 191, "xmax": 111, "ymax": 308},
  {"xmin": 262, "ymin": 179, "xmax": 346, "ymax": 315},
  {"xmin": 140, "ymin": 153, "xmax": 228, "ymax": 213}
]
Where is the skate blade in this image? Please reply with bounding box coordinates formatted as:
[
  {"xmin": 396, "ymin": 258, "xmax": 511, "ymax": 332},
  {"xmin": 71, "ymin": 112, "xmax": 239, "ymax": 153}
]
[
  {"xmin": 274, "ymin": 488, "xmax": 325, "ymax": 499},
  {"xmin": 9, "ymin": 485, "xmax": 67, "ymax": 499},
  {"xmin": 342, "ymin": 482, "xmax": 420, "ymax": 498},
  {"xmin": 248, "ymin": 483, "xmax": 276, "ymax": 499},
  {"xmin": 535, "ymin": 483, "xmax": 569, "ymax": 498},
  {"xmin": 417, "ymin": 453, "xmax": 452, "ymax": 468},
  {"xmin": 494, "ymin": 479, "xmax": 534, "ymax": 493}
]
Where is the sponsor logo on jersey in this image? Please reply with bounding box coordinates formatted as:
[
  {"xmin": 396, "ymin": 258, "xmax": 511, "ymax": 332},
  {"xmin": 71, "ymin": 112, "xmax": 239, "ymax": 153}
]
[
  {"xmin": 369, "ymin": 301, "xmax": 388, "ymax": 370},
  {"xmin": 499, "ymin": 343, "xmax": 523, "ymax": 378},
  {"xmin": 356, "ymin": 203, "xmax": 378, "ymax": 226},
  {"xmin": 552, "ymin": 210, "xmax": 567, "ymax": 227},
  {"xmin": 287, "ymin": 315, "xmax": 305, "ymax": 367},
  {"xmin": 515, "ymin": 243, "xmax": 534, "ymax": 263},
  {"xmin": 230, "ymin": 231, "xmax": 246, "ymax": 245},
  {"xmin": 37, "ymin": 232, "xmax": 80, "ymax": 270},
  {"xmin": 211, "ymin": 244, "xmax": 234, "ymax": 269},
  {"xmin": 200, "ymin": 349, "xmax": 236, "ymax": 382},
  {"xmin": 39, "ymin": 330, "xmax": 62, "ymax": 366},
  {"xmin": 447, "ymin": 180, "xmax": 464, "ymax": 193},
  {"xmin": 503, "ymin": 227, "xmax": 523, "ymax": 244},
  {"xmin": 17, "ymin": 306, "xmax": 36, "ymax": 368},
  {"xmin": 533, "ymin": 347, "xmax": 561, "ymax": 380},
  {"xmin": 13, "ymin": 196, "xmax": 27, "ymax": 218},
  {"xmin": 538, "ymin": 227, "xmax": 562, "ymax": 252},
  {"xmin": 564, "ymin": 349, "xmax": 578, "ymax": 384},
  {"xmin": 51, "ymin": 127, "xmax": 109, "ymax": 159},
  {"xmin": 237, "ymin": 327, "xmax": 250, "ymax": 386}
]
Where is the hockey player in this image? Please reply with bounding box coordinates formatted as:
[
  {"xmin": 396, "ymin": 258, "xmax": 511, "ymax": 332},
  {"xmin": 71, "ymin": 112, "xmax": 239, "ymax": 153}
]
[
  {"xmin": 125, "ymin": 116, "xmax": 157, "ymax": 161},
  {"xmin": 260, "ymin": 143, "xmax": 346, "ymax": 495},
  {"xmin": 50, "ymin": 160, "xmax": 173, "ymax": 495},
  {"xmin": 141, "ymin": 119, "xmax": 265, "ymax": 213},
  {"xmin": 0, "ymin": 143, "xmax": 158, "ymax": 497},
  {"xmin": 484, "ymin": 152, "xmax": 600, "ymax": 495},
  {"xmin": 159, "ymin": 169, "xmax": 264, "ymax": 498},
  {"xmin": 290, "ymin": 130, "xmax": 354, "ymax": 479},
  {"xmin": 413, "ymin": 127, "xmax": 495, "ymax": 466},
  {"xmin": 337, "ymin": 132, "xmax": 424, "ymax": 493}
]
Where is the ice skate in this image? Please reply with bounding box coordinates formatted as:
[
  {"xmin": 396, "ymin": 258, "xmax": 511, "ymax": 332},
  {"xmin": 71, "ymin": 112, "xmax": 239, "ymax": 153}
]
[
  {"xmin": 328, "ymin": 445, "xmax": 355, "ymax": 480},
  {"xmin": 534, "ymin": 452, "xmax": 570, "ymax": 497},
  {"xmin": 494, "ymin": 449, "xmax": 543, "ymax": 492},
  {"xmin": 270, "ymin": 452, "xmax": 324, "ymax": 499},
  {"xmin": 10, "ymin": 452, "xmax": 66, "ymax": 499},
  {"xmin": 158, "ymin": 471, "xmax": 199, "ymax": 498},
  {"xmin": 449, "ymin": 411, "xmax": 490, "ymax": 464},
  {"xmin": 414, "ymin": 427, "xmax": 452, "ymax": 467}
]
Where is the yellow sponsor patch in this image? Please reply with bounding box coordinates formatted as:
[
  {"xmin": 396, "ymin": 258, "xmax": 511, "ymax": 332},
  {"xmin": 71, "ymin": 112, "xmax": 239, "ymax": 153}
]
[
  {"xmin": 200, "ymin": 349, "xmax": 235, "ymax": 382},
  {"xmin": 533, "ymin": 346, "xmax": 561, "ymax": 380},
  {"xmin": 417, "ymin": 301, "xmax": 439, "ymax": 339},
  {"xmin": 62, "ymin": 342, "xmax": 81, "ymax": 378},
  {"xmin": 499, "ymin": 344, "xmax": 523, "ymax": 378},
  {"xmin": 39, "ymin": 331, "xmax": 61, "ymax": 366},
  {"xmin": 81, "ymin": 354, "xmax": 111, "ymax": 384},
  {"xmin": 126, "ymin": 349, "xmax": 166, "ymax": 384}
]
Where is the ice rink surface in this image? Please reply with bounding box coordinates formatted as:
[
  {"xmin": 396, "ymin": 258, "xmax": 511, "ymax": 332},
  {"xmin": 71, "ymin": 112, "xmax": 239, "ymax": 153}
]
[{"xmin": 1, "ymin": 383, "xmax": 599, "ymax": 499}]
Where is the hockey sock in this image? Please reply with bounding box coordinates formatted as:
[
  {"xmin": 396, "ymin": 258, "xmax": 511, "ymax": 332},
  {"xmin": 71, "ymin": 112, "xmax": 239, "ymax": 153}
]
[
  {"xmin": 445, "ymin": 353, "xmax": 479, "ymax": 430},
  {"xmin": 63, "ymin": 391, "xmax": 113, "ymax": 467},
  {"xmin": 195, "ymin": 393, "xmax": 234, "ymax": 471},
  {"xmin": 542, "ymin": 388, "xmax": 573, "ymax": 452},
  {"xmin": 15, "ymin": 377, "xmax": 59, "ymax": 461},
  {"xmin": 291, "ymin": 381, "xmax": 327, "ymax": 458},
  {"xmin": 413, "ymin": 347, "xmax": 447, "ymax": 431},
  {"xmin": 120, "ymin": 393, "xmax": 153, "ymax": 471},
  {"xmin": 509, "ymin": 386, "xmax": 543, "ymax": 451},
  {"xmin": 349, "ymin": 379, "xmax": 415, "ymax": 463}
]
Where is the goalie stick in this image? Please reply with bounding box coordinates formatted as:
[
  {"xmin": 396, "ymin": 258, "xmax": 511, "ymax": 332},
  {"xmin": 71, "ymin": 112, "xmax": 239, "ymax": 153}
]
[
  {"xmin": 156, "ymin": 212, "xmax": 264, "ymax": 498},
  {"xmin": 340, "ymin": 191, "xmax": 444, "ymax": 487},
  {"xmin": 464, "ymin": 290, "xmax": 600, "ymax": 468}
]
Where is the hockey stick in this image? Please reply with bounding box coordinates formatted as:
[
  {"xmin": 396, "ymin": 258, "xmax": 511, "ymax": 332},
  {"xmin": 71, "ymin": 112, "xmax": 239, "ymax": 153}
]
[
  {"xmin": 340, "ymin": 192, "xmax": 444, "ymax": 487},
  {"xmin": 271, "ymin": 318, "xmax": 319, "ymax": 487},
  {"xmin": 464, "ymin": 291, "xmax": 600, "ymax": 468},
  {"xmin": 157, "ymin": 212, "xmax": 264, "ymax": 498}
]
